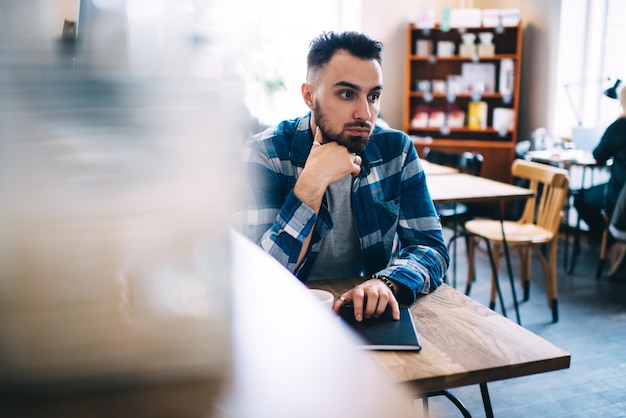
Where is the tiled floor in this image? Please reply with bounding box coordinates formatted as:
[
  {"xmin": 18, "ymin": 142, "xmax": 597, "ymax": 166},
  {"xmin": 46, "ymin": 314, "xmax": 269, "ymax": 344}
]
[{"xmin": 419, "ymin": 228, "xmax": 626, "ymax": 418}]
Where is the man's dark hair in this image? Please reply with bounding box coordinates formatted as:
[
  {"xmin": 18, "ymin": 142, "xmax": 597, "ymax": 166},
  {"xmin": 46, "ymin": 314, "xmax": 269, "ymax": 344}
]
[{"xmin": 307, "ymin": 31, "xmax": 383, "ymax": 76}]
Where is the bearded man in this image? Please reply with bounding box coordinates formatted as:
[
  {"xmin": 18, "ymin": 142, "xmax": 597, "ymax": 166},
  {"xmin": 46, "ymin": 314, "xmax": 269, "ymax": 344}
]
[{"xmin": 241, "ymin": 31, "xmax": 449, "ymax": 321}]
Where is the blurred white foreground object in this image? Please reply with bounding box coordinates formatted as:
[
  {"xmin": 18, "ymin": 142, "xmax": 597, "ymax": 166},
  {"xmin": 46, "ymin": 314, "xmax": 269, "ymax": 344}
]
[{"xmin": 223, "ymin": 231, "xmax": 416, "ymax": 418}]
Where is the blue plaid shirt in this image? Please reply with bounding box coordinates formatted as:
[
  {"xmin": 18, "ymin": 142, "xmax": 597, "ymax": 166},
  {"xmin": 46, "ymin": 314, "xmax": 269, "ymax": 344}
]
[{"xmin": 241, "ymin": 114, "xmax": 449, "ymax": 303}]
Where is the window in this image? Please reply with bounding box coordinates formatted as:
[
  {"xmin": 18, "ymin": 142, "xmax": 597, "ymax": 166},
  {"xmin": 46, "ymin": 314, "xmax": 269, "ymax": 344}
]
[
  {"xmin": 236, "ymin": 0, "xmax": 361, "ymax": 127},
  {"xmin": 600, "ymin": 0, "xmax": 626, "ymax": 123},
  {"xmin": 555, "ymin": 0, "xmax": 626, "ymax": 136}
]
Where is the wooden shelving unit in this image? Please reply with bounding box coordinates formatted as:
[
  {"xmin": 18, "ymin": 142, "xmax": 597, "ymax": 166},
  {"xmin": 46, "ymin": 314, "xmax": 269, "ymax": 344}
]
[{"xmin": 404, "ymin": 23, "xmax": 523, "ymax": 183}]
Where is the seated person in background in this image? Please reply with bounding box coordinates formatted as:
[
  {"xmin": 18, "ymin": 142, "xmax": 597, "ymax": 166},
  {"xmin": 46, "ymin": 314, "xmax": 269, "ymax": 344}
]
[
  {"xmin": 574, "ymin": 85, "xmax": 626, "ymax": 246},
  {"xmin": 608, "ymin": 182, "xmax": 626, "ymax": 279},
  {"xmin": 241, "ymin": 31, "xmax": 449, "ymax": 322}
]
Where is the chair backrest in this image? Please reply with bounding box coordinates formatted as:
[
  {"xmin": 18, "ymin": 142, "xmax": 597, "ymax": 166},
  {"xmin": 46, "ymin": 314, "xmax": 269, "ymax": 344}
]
[
  {"xmin": 424, "ymin": 148, "xmax": 461, "ymax": 168},
  {"xmin": 425, "ymin": 149, "xmax": 483, "ymax": 177},
  {"xmin": 458, "ymin": 152, "xmax": 484, "ymax": 177},
  {"xmin": 512, "ymin": 159, "xmax": 570, "ymax": 234}
]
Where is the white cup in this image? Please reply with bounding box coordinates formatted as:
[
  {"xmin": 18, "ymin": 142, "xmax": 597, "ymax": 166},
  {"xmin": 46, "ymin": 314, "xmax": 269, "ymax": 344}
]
[{"xmin": 310, "ymin": 289, "xmax": 334, "ymax": 310}]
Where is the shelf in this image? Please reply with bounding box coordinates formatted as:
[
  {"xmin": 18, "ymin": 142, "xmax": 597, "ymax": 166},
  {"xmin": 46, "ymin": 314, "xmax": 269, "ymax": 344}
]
[
  {"xmin": 409, "ymin": 54, "xmax": 518, "ymax": 61},
  {"xmin": 409, "ymin": 127, "xmax": 511, "ymax": 134},
  {"xmin": 409, "ymin": 23, "xmax": 519, "ymax": 31},
  {"xmin": 409, "ymin": 92, "xmax": 512, "ymax": 100},
  {"xmin": 403, "ymin": 20, "xmax": 522, "ymax": 184},
  {"xmin": 411, "ymin": 137, "xmax": 517, "ymax": 147}
]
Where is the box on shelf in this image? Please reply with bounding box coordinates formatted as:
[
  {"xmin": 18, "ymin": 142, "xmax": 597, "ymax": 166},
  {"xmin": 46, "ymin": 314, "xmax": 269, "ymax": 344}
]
[
  {"xmin": 462, "ymin": 63, "xmax": 496, "ymax": 93},
  {"xmin": 481, "ymin": 8, "xmax": 521, "ymax": 27},
  {"xmin": 415, "ymin": 39, "xmax": 433, "ymax": 56},
  {"xmin": 467, "ymin": 101, "xmax": 488, "ymax": 130},
  {"xmin": 428, "ymin": 107, "xmax": 446, "ymax": 127},
  {"xmin": 498, "ymin": 58, "xmax": 515, "ymax": 95},
  {"xmin": 447, "ymin": 75, "xmax": 465, "ymax": 96},
  {"xmin": 449, "ymin": 8, "xmax": 482, "ymax": 28},
  {"xmin": 459, "ymin": 43, "xmax": 477, "ymax": 57},
  {"xmin": 447, "ymin": 106, "xmax": 465, "ymax": 128},
  {"xmin": 482, "ymin": 9, "xmax": 501, "ymax": 27},
  {"xmin": 501, "ymin": 9, "xmax": 521, "ymax": 27},
  {"xmin": 493, "ymin": 108, "xmax": 515, "ymax": 131},
  {"xmin": 432, "ymin": 80, "xmax": 447, "ymax": 94},
  {"xmin": 411, "ymin": 106, "xmax": 430, "ymax": 128},
  {"xmin": 478, "ymin": 43, "xmax": 495, "ymax": 57},
  {"xmin": 437, "ymin": 41, "xmax": 455, "ymax": 57}
]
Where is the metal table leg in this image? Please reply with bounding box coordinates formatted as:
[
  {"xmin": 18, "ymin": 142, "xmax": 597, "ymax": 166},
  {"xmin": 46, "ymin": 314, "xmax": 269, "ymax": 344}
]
[
  {"xmin": 568, "ymin": 167, "xmax": 589, "ymax": 275},
  {"xmin": 480, "ymin": 383, "xmax": 495, "ymax": 418},
  {"xmin": 420, "ymin": 389, "xmax": 473, "ymax": 418}
]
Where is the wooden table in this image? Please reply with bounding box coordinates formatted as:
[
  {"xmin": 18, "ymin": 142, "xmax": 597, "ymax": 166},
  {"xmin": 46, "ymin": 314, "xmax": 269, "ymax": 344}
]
[
  {"xmin": 426, "ymin": 173, "xmax": 534, "ymax": 205},
  {"xmin": 421, "ymin": 160, "xmax": 458, "ymax": 176},
  {"xmin": 425, "ymin": 173, "xmax": 535, "ymax": 324},
  {"xmin": 309, "ymin": 278, "xmax": 571, "ymax": 417},
  {"xmin": 524, "ymin": 149, "xmax": 602, "ymax": 168}
]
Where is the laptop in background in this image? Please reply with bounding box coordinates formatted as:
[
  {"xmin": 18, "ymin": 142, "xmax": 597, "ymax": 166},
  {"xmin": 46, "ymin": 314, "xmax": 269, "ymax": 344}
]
[{"xmin": 571, "ymin": 126, "xmax": 605, "ymax": 152}]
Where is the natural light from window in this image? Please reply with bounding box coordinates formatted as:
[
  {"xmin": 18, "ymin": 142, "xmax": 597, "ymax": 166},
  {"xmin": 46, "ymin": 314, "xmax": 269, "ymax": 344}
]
[
  {"xmin": 236, "ymin": 0, "xmax": 361, "ymax": 128},
  {"xmin": 556, "ymin": 0, "xmax": 626, "ymax": 137},
  {"xmin": 600, "ymin": 0, "xmax": 626, "ymax": 124}
]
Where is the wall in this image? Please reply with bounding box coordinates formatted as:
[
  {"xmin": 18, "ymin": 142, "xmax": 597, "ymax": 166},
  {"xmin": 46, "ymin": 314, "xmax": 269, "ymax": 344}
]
[
  {"xmin": 361, "ymin": 0, "xmax": 562, "ymax": 144},
  {"xmin": 55, "ymin": 0, "xmax": 80, "ymax": 22}
]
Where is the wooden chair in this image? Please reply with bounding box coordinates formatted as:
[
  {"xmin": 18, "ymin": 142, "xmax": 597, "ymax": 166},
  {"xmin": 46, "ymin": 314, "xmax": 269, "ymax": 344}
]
[{"xmin": 464, "ymin": 159, "xmax": 570, "ymax": 323}]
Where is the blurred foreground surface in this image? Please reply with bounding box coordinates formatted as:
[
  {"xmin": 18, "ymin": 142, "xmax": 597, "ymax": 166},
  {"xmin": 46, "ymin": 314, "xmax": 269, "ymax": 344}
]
[{"xmin": 0, "ymin": 1, "xmax": 245, "ymax": 415}]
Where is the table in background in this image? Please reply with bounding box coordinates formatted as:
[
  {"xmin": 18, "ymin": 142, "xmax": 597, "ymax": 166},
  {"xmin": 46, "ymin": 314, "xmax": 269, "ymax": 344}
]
[
  {"xmin": 525, "ymin": 149, "xmax": 597, "ymax": 168},
  {"xmin": 426, "ymin": 173, "xmax": 535, "ymax": 324},
  {"xmin": 426, "ymin": 173, "xmax": 534, "ymax": 205},
  {"xmin": 421, "ymin": 160, "xmax": 458, "ymax": 176},
  {"xmin": 309, "ymin": 278, "xmax": 571, "ymax": 418}
]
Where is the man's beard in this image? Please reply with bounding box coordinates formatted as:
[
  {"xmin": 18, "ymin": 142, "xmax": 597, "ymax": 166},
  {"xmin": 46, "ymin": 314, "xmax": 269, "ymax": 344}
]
[{"xmin": 313, "ymin": 102, "xmax": 373, "ymax": 154}]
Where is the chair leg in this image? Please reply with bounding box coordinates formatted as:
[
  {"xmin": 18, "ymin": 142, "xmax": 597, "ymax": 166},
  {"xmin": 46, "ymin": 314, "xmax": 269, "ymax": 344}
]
[
  {"xmin": 520, "ymin": 247, "xmax": 531, "ymax": 302},
  {"xmin": 477, "ymin": 239, "xmax": 508, "ymax": 318},
  {"xmin": 596, "ymin": 223, "xmax": 609, "ymax": 279},
  {"xmin": 452, "ymin": 217, "xmax": 459, "ymax": 288},
  {"xmin": 465, "ymin": 236, "xmax": 476, "ymax": 296},
  {"xmin": 548, "ymin": 239, "xmax": 560, "ymax": 323},
  {"xmin": 563, "ymin": 199, "xmax": 571, "ymax": 270},
  {"xmin": 531, "ymin": 243, "xmax": 556, "ymax": 322},
  {"xmin": 488, "ymin": 244, "xmax": 501, "ymax": 311},
  {"xmin": 447, "ymin": 228, "xmax": 467, "ymax": 289},
  {"xmin": 568, "ymin": 212, "xmax": 583, "ymax": 275}
]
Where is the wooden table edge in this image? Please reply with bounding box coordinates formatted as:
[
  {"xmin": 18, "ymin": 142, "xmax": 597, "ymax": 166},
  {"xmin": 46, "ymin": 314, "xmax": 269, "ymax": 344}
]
[{"xmin": 399, "ymin": 354, "xmax": 571, "ymax": 395}]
